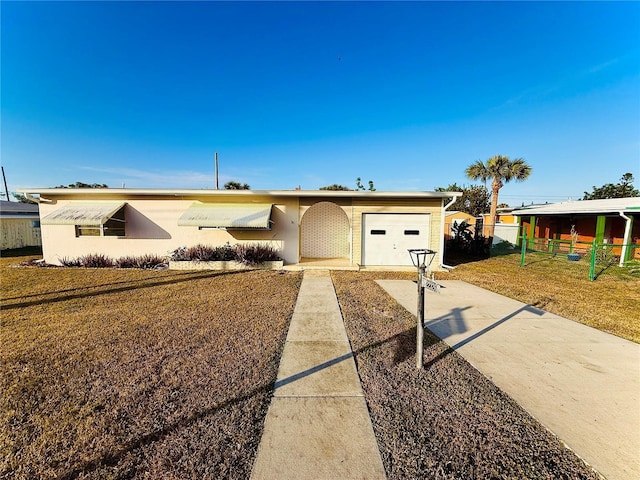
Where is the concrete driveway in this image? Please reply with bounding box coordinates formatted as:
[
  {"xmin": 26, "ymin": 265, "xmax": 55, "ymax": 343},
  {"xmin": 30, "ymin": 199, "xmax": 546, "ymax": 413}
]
[{"xmin": 378, "ymin": 279, "xmax": 640, "ymax": 480}]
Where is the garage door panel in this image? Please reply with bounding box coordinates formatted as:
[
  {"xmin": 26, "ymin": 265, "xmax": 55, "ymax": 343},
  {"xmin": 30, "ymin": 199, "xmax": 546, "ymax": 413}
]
[{"xmin": 362, "ymin": 214, "xmax": 430, "ymax": 266}]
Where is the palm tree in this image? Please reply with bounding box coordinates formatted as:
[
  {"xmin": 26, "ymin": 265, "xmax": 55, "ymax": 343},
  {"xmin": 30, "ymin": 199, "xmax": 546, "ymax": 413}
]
[{"xmin": 465, "ymin": 155, "xmax": 532, "ymax": 238}]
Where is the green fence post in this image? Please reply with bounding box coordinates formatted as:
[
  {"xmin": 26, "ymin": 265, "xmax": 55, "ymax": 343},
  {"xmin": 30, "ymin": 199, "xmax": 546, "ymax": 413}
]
[
  {"xmin": 520, "ymin": 231, "xmax": 527, "ymax": 267},
  {"xmin": 589, "ymin": 240, "xmax": 597, "ymax": 281},
  {"xmin": 528, "ymin": 216, "xmax": 536, "ymax": 249}
]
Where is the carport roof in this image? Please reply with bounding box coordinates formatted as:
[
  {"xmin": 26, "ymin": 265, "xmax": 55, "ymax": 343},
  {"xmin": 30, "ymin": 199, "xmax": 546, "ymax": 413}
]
[{"xmin": 512, "ymin": 197, "xmax": 640, "ymax": 216}]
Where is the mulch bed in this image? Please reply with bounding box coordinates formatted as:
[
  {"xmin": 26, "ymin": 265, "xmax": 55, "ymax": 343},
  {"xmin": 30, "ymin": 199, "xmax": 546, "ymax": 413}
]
[{"xmin": 332, "ymin": 271, "xmax": 602, "ymax": 480}]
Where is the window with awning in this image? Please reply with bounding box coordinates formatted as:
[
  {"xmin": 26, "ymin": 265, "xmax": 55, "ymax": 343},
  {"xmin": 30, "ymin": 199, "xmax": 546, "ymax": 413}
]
[
  {"xmin": 178, "ymin": 203, "xmax": 273, "ymax": 229},
  {"xmin": 41, "ymin": 202, "xmax": 127, "ymax": 237}
]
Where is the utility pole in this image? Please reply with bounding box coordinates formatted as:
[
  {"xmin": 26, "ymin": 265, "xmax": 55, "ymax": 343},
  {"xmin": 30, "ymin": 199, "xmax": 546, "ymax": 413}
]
[
  {"xmin": 1, "ymin": 166, "xmax": 10, "ymax": 201},
  {"xmin": 215, "ymin": 152, "xmax": 219, "ymax": 190}
]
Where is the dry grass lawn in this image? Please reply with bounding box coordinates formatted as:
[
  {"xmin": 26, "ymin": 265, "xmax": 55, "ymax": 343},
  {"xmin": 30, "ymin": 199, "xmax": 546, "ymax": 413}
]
[
  {"xmin": 439, "ymin": 253, "xmax": 640, "ymax": 343},
  {"xmin": 1, "ymin": 249, "xmax": 634, "ymax": 479},
  {"xmin": 1, "ymin": 256, "xmax": 301, "ymax": 479}
]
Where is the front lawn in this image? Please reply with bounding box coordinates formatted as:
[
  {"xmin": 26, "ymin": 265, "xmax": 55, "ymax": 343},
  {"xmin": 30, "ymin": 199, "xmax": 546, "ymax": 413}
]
[
  {"xmin": 0, "ymin": 256, "xmax": 301, "ymax": 479},
  {"xmin": 440, "ymin": 252, "xmax": 640, "ymax": 343},
  {"xmin": 2, "ymin": 250, "xmax": 631, "ymax": 479}
]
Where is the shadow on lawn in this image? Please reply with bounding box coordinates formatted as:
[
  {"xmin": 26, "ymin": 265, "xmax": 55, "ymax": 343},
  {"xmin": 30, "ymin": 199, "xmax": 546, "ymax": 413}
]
[
  {"xmin": 52, "ymin": 277, "xmax": 545, "ymax": 479},
  {"xmin": 60, "ymin": 300, "xmax": 545, "ymax": 478},
  {"xmin": 1, "ymin": 270, "xmax": 247, "ymax": 309},
  {"xmin": 58, "ymin": 382, "xmax": 274, "ymax": 480}
]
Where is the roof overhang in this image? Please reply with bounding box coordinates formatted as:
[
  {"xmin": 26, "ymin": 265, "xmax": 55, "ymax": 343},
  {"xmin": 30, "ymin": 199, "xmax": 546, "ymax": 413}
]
[
  {"xmin": 19, "ymin": 188, "xmax": 462, "ymax": 201},
  {"xmin": 178, "ymin": 202, "xmax": 273, "ymax": 229},
  {"xmin": 41, "ymin": 202, "xmax": 126, "ymax": 226},
  {"xmin": 512, "ymin": 197, "xmax": 640, "ymax": 216}
]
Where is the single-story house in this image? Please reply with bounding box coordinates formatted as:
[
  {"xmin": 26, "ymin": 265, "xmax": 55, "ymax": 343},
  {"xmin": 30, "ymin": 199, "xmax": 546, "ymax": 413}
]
[
  {"xmin": 20, "ymin": 188, "xmax": 461, "ymax": 269},
  {"xmin": 512, "ymin": 197, "xmax": 640, "ymax": 263},
  {"xmin": 0, "ymin": 200, "xmax": 41, "ymax": 250}
]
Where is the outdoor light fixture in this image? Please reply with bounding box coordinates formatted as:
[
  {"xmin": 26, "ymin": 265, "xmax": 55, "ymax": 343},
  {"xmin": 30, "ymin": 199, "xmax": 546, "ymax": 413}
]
[
  {"xmin": 408, "ymin": 248, "xmax": 429, "ymax": 269},
  {"xmin": 408, "ymin": 248, "xmax": 437, "ymax": 369}
]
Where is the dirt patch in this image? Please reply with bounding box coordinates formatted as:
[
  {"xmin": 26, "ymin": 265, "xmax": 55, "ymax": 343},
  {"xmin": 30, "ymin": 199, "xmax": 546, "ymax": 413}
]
[{"xmin": 332, "ymin": 271, "xmax": 602, "ymax": 480}]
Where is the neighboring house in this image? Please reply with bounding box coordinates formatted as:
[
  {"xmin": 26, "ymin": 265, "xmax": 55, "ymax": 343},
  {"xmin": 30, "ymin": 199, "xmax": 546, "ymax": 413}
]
[
  {"xmin": 512, "ymin": 197, "xmax": 640, "ymax": 262},
  {"xmin": 446, "ymin": 208, "xmax": 521, "ymax": 245},
  {"xmin": 479, "ymin": 207, "xmax": 520, "ymax": 245},
  {"xmin": 0, "ymin": 200, "xmax": 41, "ymax": 250},
  {"xmin": 19, "ymin": 188, "xmax": 461, "ymax": 269},
  {"xmin": 444, "ymin": 211, "xmax": 476, "ymax": 240}
]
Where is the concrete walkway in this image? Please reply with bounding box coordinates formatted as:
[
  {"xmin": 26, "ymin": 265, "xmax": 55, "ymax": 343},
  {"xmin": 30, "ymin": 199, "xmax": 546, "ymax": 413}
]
[
  {"xmin": 251, "ymin": 270, "xmax": 386, "ymax": 479},
  {"xmin": 378, "ymin": 279, "xmax": 640, "ymax": 480}
]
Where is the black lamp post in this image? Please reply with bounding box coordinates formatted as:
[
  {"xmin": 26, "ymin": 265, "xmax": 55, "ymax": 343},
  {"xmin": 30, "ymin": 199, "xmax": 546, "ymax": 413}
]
[{"xmin": 408, "ymin": 248, "xmax": 435, "ymax": 369}]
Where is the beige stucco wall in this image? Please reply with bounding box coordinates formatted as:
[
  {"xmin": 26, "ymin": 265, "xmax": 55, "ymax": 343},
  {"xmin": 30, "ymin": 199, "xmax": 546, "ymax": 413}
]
[
  {"xmin": 35, "ymin": 191, "xmax": 450, "ymax": 268},
  {"xmin": 38, "ymin": 194, "xmax": 300, "ymax": 265}
]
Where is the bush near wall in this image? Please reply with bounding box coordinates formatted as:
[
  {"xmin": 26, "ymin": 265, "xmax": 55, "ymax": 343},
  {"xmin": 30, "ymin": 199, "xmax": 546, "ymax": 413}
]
[
  {"xmin": 170, "ymin": 243, "xmax": 282, "ymax": 266},
  {"xmin": 60, "ymin": 254, "xmax": 167, "ymax": 270},
  {"xmin": 56, "ymin": 244, "xmax": 282, "ymax": 270}
]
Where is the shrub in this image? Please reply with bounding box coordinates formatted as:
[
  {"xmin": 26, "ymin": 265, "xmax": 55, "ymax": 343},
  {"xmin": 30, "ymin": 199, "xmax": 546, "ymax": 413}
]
[
  {"xmin": 491, "ymin": 240, "xmax": 516, "ymax": 256},
  {"xmin": 59, "ymin": 257, "xmax": 82, "ymax": 267},
  {"xmin": 172, "ymin": 243, "xmax": 236, "ymax": 262},
  {"xmin": 79, "ymin": 253, "xmax": 114, "ymax": 268},
  {"xmin": 136, "ymin": 254, "xmax": 167, "ymax": 269},
  {"xmin": 212, "ymin": 243, "xmax": 236, "ymax": 261},
  {"xmin": 169, "ymin": 246, "xmax": 189, "ymax": 261},
  {"xmin": 114, "ymin": 254, "xmax": 166, "ymax": 269},
  {"xmin": 171, "ymin": 243, "xmax": 281, "ymax": 265},
  {"xmin": 186, "ymin": 244, "xmax": 217, "ymax": 261},
  {"xmin": 234, "ymin": 244, "xmax": 282, "ymax": 266},
  {"xmin": 115, "ymin": 256, "xmax": 139, "ymax": 268}
]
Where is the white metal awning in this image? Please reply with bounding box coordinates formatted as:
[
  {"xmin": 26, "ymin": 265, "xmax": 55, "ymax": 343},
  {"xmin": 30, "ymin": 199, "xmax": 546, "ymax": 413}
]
[
  {"xmin": 178, "ymin": 203, "xmax": 273, "ymax": 229},
  {"xmin": 41, "ymin": 202, "xmax": 126, "ymax": 226}
]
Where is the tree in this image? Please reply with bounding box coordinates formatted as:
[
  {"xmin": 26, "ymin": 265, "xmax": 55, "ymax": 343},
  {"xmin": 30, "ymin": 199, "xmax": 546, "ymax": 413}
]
[
  {"xmin": 356, "ymin": 177, "xmax": 376, "ymax": 191},
  {"xmin": 465, "ymin": 155, "xmax": 532, "ymax": 238},
  {"xmin": 224, "ymin": 181, "xmax": 250, "ymax": 190},
  {"xmin": 583, "ymin": 173, "xmax": 639, "ymax": 200},
  {"xmin": 435, "ymin": 183, "xmax": 490, "ymax": 218},
  {"xmin": 55, "ymin": 182, "xmax": 109, "ymax": 188},
  {"xmin": 320, "ymin": 184, "xmax": 352, "ymax": 191}
]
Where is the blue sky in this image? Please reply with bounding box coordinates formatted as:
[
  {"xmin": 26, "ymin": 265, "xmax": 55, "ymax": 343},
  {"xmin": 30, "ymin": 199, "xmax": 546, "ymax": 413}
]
[{"xmin": 2, "ymin": 1, "xmax": 639, "ymax": 206}]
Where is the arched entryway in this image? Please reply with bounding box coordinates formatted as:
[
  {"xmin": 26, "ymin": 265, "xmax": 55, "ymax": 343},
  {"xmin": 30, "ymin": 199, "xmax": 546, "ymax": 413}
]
[{"xmin": 300, "ymin": 201, "xmax": 350, "ymax": 260}]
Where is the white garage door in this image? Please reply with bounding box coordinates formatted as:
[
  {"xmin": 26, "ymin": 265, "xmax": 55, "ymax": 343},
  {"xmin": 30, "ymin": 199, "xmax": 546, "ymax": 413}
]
[{"xmin": 362, "ymin": 213, "xmax": 431, "ymax": 266}]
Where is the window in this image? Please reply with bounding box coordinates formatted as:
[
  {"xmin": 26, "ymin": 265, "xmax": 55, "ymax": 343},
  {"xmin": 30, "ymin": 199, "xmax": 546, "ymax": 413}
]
[
  {"xmin": 75, "ymin": 207, "xmax": 126, "ymax": 237},
  {"xmin": 75, "ymin": 226, "xmax": 101, "ymax": 237},
  {"xmin": 404, "ymin": 230, "xmax": 420, "ymax": 235},
  {"xmin": 32, "ymin": 220, "xmax": 41, "ymax": 228},
  {"xmin": 371, "ymin": 229, "xmax": 386, "ymax": 235}
]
